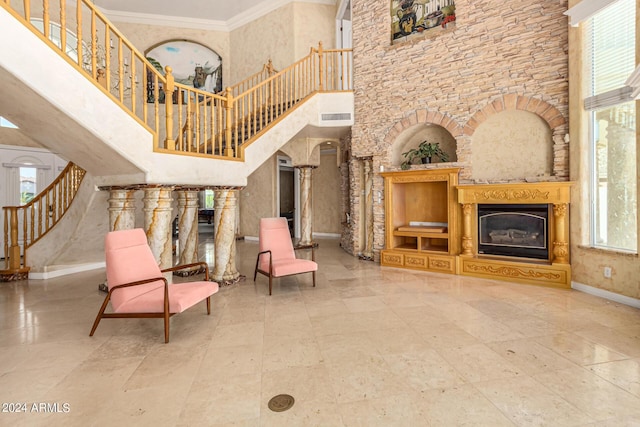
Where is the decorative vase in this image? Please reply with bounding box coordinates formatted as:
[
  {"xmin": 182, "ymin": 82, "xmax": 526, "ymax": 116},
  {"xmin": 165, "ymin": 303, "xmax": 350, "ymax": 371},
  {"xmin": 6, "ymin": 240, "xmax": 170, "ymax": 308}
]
[{"xmin": 421, "ymin": 157, "xmax": 432, "ymax": 164}]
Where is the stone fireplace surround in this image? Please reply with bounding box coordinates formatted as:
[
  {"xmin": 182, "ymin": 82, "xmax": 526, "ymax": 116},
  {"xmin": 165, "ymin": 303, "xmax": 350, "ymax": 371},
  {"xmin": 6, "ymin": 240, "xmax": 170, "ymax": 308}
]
[{"xmin": 456, "ymin": 181, "xmax": 573, "ymax": 288}]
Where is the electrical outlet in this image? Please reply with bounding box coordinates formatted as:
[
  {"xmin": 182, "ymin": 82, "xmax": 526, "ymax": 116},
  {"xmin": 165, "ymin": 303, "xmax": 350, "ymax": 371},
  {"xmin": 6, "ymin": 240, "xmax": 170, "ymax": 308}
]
[{"xmin": 603, "ymin": 266, "xmax": 612, "ymax": 279}]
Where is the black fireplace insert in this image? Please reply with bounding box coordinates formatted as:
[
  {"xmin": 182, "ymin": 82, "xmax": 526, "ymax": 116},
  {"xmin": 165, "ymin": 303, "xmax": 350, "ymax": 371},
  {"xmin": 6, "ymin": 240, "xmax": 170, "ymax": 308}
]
[{"xmin": 477, "ymin": 204, "xmax": 549, "ymax": 260}]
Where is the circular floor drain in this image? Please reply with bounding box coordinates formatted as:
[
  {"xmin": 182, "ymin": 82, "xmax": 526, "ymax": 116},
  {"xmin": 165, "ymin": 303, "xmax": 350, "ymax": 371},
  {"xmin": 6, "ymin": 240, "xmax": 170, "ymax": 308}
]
[{"xmin": 268, "ymin": 394, "xmax": 295, "ymax": 412}]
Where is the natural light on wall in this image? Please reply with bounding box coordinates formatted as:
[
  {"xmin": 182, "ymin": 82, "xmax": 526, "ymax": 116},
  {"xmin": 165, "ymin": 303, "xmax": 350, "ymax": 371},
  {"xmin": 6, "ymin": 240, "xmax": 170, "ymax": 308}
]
[{"xmin": 0, "ymin": 116, "xmax": 18, "ymax": 129}]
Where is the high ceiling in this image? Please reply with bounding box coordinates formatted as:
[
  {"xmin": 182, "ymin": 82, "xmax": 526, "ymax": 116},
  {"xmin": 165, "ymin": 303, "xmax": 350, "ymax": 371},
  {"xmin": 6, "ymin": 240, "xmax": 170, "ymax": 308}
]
[{"xmin": 97, "ymin": 0, "xmax": 335, "ymax": 22}]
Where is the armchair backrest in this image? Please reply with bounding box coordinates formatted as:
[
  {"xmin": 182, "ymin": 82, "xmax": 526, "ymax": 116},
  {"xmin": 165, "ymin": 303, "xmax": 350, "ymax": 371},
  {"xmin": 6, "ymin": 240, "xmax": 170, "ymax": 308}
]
[
  {"xmin": 105, "ymin": 228, "xmax": 164, "ymax": 312},
  {"xmin": 258, "ymin": 217, "xmax": 295, "ymax": 270}
]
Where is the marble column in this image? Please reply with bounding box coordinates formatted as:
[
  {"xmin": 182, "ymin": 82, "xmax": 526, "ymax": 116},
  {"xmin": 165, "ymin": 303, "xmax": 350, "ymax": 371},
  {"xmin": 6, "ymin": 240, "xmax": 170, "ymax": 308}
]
[
  {"xmin": 176, "ymin": 189, "xmax": 203, "ymax": 274},
  {"xmin": 143, "ymin": 186, "xmax": 174, "ymax": 271},
  {"xmin": 362, "ymin": 158, "xmax": 374, "ymax": 259},
  {"xmin": 107, "ymin": 189, "xmax": 136, "ymax": 231},
  {"xmin": 297, "ymin": 166, "xmax": 316, "ymax": 246},
  {"xmin": 212, "ymin": 188, "xmax": 242, "ymax": 284}
]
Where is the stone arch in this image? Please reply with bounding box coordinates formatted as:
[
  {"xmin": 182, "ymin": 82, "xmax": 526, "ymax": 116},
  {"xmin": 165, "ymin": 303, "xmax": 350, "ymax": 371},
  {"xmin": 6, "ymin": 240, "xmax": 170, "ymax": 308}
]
[
  {"xmin": 464, "ymin": 95, "xmax": 566, "ymax": 136},
  {"xmin": 383, "ymin": 109, "xmax": 463, "ymax": 168},
  {"xmin": 464, "ymin": 95, "xmax": 569, "ymax": 180}
]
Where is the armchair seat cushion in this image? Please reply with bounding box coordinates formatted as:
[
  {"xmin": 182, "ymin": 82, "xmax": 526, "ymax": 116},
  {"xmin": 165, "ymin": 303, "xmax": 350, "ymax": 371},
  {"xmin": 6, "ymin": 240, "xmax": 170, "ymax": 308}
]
[
  {"xmin": 270, "ymin": 258, "xmax": 318, "ymax": 278},
  {"xmin": 115, "ymin": 281, "xmax": 219, "ymax": 314}
]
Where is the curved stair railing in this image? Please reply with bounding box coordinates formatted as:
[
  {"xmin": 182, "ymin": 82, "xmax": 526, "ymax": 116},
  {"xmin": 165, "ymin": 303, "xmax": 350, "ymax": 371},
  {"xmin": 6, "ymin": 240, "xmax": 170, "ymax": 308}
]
[
  {"xmin": 2, "ymin": 163, "xmax": 86, "ymax": 279},
  {"xmin": 2, "ymin": 0, "xmax": 353, "ymax": 162}
]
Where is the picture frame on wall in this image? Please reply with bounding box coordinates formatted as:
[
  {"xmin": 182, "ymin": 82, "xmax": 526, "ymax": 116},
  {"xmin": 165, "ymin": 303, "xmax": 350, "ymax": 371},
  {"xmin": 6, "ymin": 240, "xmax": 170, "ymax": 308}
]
[{"xmin": 391, "ymin": 0, "xmax": 456, "ymax": 43}]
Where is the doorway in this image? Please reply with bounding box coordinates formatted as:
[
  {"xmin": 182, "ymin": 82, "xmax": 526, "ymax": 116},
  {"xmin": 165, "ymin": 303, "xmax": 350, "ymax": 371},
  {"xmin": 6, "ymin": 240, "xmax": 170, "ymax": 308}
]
[{"xmin": 277, "ymin": 156, "xmax": 298, "ymax": 238}]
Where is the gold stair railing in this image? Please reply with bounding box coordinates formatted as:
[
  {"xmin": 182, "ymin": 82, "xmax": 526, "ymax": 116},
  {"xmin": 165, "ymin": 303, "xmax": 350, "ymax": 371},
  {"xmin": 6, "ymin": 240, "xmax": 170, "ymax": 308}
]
[
  {"xmin": 2, "ymin": 163, "xmax": 86, "ymax": 278},
  {"xmin": 2, "ymin": 0, "xmax": 353, "ymax": 161},
  {"xmin": 179, "ymin": 43, "xmax": 354, "ymax": 157}
]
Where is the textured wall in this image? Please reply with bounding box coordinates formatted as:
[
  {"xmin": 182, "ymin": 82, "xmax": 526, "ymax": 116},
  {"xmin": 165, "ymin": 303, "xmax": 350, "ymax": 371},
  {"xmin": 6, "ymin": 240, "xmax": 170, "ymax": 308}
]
[
  {"xmin": 472, "ymin": 110, "xmax": 553, "ymax": 181},
  {"xmin": 230, "ymin": 5, "xmax": 296, "ymax": 84},
  {"xmin": 239, "ymin": 156, "xmax": 277, "ymax": 238},
  {"xmin": 293, "ymin": 2, "xmax": 337, "ymax": 58},
  {"xmin": 351, "ymin": 0, "xmax": 569, "ymax": 159},
  {"xmin": 313, "ymin": 150, "xmax": 342, "ymax": 234},
  {"xmin": 348, "ymin": 0, "xmax": 570, "ymax": 257}
]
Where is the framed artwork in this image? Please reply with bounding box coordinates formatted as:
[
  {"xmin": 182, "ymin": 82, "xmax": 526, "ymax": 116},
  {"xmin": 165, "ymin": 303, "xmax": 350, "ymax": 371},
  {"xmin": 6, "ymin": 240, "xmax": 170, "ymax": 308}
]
[
  {"xmin": 145, "ymin": 40, "xmax": 222, "ymax": 103},
  {"xmin": 391, "ymin": 0, "xmax": 456, "ymax": 42}
]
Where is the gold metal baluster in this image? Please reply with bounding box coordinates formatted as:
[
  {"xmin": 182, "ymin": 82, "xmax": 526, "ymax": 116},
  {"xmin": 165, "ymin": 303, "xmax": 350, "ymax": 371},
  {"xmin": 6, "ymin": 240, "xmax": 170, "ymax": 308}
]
[
  {"xmin": 23, "ymin": 0, "xmax": 31, "ymax": 21},
  {"xmin": 130, "ymin": 53, "xmax": 137, "ymax": 114},
  {"xmin": 76, "ymin": 0, "xmax": 82, "ymax": 68},
  {"xmin": 60, "ymin": 0, "xmax": 67, "ymax": 55},
  {"xmin": 118, "ymin": 38, "xmax": 124, "ymax": 101},
  {"xmin": 29, "ymin": 202, "xmax": 34, "ymax": 242},
  {"xmin": 22, "ymin": 206, "xmax": 27, "ymax": 262},
  {"xmin": 3, "ymin": 209, "xmax": 8, "ymax": 269},
  {"xmin": 164, "ymin": 66, "xmax": 175, "ymax": 150},
  {"xmin": 43, "ymin": 0, "xmax": 50, "ymax": 40},
  {"xmin": 105, "ymin": 26, "xmax": 111, "ymax": 92},
  {"xmin": 8, "ymin": 208, "xmax": 21, "ymax": 270},
  {"xmin": 90, "ymin": 9, "xmax": 97, "ymax": 80}
]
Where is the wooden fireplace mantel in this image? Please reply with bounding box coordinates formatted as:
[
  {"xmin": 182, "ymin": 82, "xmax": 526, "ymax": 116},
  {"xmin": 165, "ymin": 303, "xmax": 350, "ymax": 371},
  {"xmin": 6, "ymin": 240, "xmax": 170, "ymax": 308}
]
[{"xmin": 456, "ymin": 181, "xmax": 574, "ymax": 288}]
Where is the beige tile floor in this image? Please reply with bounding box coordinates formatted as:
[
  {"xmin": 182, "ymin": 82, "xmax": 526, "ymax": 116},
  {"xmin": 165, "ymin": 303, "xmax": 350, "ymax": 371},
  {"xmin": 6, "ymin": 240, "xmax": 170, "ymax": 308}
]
[{"xmin": 2, "ymin": 236, "xmax": 640, "ymax": 426}]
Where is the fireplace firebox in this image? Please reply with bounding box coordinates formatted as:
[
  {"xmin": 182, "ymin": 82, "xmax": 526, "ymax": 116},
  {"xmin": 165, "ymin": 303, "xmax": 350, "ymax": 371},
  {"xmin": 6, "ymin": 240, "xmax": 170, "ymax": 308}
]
[{"xmin": 477, "ymin": 204, "xmax": 549, "ymax": 260}]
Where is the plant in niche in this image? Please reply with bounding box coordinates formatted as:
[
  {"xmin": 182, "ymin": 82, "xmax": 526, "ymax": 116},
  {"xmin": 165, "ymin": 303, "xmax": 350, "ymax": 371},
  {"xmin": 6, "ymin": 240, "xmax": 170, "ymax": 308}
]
[{"xmin": 400, "ymin": 141, "xmax": 449, "ymax": 169}]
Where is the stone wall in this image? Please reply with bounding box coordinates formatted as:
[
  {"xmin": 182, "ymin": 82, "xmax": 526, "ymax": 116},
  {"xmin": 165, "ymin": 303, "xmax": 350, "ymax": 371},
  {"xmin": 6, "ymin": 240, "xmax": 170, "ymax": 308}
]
[{"xmin": 348, "ymin": 0, "xmax": 570, "ymax": 257}]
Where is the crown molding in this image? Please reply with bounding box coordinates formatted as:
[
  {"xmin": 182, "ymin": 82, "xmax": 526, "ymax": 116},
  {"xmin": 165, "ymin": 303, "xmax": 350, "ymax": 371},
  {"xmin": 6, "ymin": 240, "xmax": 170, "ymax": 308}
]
[
  {"xmin": 100, "ymin": 0, "xmax": 336, "ymax": 32},
  {"xmin": 100, "ymin": 8, "xmax": 229, "ymax": 31}
]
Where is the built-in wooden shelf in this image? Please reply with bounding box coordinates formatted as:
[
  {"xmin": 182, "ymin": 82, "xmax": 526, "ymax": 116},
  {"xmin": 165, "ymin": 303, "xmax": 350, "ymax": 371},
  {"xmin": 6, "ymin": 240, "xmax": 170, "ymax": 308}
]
[{"xmin": 380, "ymin": 168, "xmax": 460, "ymax": 274}]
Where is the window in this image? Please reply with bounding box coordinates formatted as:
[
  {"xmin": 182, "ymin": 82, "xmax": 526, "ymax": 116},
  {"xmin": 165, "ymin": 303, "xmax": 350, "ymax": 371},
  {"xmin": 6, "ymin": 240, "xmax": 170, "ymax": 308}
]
[
  {"xmin": 204, "ymin": 190, "xmax": 214, "ymax": 209},
  {"xmin": 19, "ymin": 167, "xmax": 37, "ymax": 205},
  {"xmin": 585, "ymin": 0, "xmax": 637, "ymax": 252}
]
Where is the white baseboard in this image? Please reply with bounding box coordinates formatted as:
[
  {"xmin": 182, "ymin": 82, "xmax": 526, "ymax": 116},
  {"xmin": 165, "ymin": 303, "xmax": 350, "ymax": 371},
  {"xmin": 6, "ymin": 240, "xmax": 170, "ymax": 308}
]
[
  {"xmin": 29, "ymin": 262, "xmax": 106, "ymax": 280},
  {"xmin": 313, "ymin": 232, "xmax": 341, "ymax": 238},
  {"xmin": 572, "ymin": 281, "xmax": 640, "ymax": 309},
  {"xmin": 244, "ymin": 236, "xmax": 259, "ymax": 242}
]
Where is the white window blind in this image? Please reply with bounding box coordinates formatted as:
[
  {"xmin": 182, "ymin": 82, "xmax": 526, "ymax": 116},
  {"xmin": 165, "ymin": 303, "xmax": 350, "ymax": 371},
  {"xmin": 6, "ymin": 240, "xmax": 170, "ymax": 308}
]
[{"xmin": 584, "ymin": 0, "xmax": 636, "ymax": 109}]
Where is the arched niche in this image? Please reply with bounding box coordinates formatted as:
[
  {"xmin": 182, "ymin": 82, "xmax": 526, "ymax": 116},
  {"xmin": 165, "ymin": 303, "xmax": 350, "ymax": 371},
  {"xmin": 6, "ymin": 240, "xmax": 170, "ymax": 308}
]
[
  {"xmin": 471, "ymin": 110, "xmax": 552, "ymax": 181},
  {"xmin": 392, "ymin": 123, "xmax": 457, "ymax": 167},
  {"xmin": 145, "ymin": 40, "xmax": 223, "ymax": 93}
]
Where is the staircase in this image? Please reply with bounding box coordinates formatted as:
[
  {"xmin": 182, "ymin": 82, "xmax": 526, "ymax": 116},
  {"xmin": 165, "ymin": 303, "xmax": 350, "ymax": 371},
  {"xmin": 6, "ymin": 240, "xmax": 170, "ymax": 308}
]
[
  {"xmin": 0, "ymin": 1, "xmax": 353, "ymax": 187},
  {"xmin": 0, "ymin": 0, "xmax": 353, "ymax": 279}
]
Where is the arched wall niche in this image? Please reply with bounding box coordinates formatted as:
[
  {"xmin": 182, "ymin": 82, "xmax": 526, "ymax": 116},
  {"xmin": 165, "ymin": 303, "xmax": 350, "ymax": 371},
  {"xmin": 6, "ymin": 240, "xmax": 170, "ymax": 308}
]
[
  {"xmin": 391, "ymin": 123, "xmax": 457, "ymax": 167},
  {"xmin": 471, "ymin": 110, "xmax": 552, "ymax": 181},
  {"xmin": 382, "ymin": 109, "xmax": 463, "ymax": 170},
  {"xmin": 464, "ymin": 94, "xmax": 568, "ymax": 180}
]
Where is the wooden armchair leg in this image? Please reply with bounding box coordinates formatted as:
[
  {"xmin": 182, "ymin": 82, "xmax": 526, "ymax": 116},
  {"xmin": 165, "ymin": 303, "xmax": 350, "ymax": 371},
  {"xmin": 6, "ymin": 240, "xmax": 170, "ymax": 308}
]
[
  {"xmin": 89, "ymin": 294, "xmax": 111, "ymax": 337},
  {"xmin": 312, "ymin": 271, "xmax": 316, "ymax": 287},
  {"xmin": 206, "ymin": 296, "xmax": 211, "ymax": 315},
  {"xmin": 269, "ymin": 275, "xmax": 273, "ymax": 296},
  {"xmin": 164, "ymin": 313, "xmax": 170, "ymax": 343},
  {"xmin": 253, "ymin": 257, "xmax": 260, "ymax": 281}
]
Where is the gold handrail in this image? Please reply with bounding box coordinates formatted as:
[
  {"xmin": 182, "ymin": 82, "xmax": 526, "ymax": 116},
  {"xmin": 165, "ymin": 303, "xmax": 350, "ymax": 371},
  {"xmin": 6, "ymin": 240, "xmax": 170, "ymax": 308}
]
[
  {"xmin": 2, "ymin": 163, "xmax": 86, "ymax": 272},
  {"xmin": 226, "ymin": 59, "xmax": 278, "ymax": 98}
]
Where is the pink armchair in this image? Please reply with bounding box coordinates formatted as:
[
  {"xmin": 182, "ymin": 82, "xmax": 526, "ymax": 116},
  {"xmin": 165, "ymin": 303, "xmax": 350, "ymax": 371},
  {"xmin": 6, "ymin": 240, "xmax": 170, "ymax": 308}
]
[
  {"xmin": 90, "ymin": 228, "xmax": 219, "ymax": 343},
  {"xmin": 253, "ymin": 217, "xmax": 317, "ymax": 295}
]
